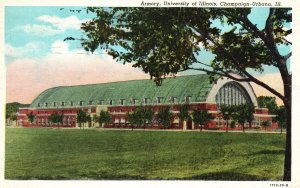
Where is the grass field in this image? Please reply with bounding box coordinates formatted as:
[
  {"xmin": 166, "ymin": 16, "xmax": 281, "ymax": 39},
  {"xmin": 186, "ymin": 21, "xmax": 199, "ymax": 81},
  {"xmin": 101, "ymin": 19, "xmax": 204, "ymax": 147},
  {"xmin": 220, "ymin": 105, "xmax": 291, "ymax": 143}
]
[{"xmin": 5, "ymin": 128, "xmax": 285, "ymax": 180}]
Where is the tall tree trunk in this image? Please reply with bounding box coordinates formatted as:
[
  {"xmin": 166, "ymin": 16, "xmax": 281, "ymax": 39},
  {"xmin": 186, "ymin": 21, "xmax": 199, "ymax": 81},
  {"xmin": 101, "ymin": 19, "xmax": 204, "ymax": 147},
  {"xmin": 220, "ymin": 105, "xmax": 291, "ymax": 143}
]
[
  {"xmin": 283, "ymin": 99, "xmax": 291, "ymax": 181},
  {"xmin": 226, "ymin": 119, "xmax": 229, "ymax": 133},
  {"xmin": 242, "ymin": 123, "xmax": 245, "ymax": 133}
]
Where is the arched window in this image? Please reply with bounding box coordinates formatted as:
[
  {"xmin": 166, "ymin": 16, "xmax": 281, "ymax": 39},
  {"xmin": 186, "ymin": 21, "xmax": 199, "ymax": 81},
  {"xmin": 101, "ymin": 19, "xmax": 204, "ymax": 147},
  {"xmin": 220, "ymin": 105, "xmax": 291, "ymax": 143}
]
[{"xmin": 215, "ymin": 82, "xmax": 252, "ymax": 106}]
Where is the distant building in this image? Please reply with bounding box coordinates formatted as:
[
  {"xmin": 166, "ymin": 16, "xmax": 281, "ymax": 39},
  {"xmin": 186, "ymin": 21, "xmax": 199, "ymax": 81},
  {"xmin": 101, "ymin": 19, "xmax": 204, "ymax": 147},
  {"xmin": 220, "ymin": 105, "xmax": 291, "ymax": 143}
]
[{"xmin": 17, "ymin": 73, "xmax": 278, "ymax": 130}]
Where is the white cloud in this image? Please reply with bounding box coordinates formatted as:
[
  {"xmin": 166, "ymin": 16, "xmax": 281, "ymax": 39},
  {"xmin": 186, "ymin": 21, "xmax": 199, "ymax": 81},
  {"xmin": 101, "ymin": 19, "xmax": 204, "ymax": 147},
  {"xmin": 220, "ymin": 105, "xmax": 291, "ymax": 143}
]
[
  {"xmin": 15, "ymin": 24, "xmax": 63, "ymax": 36},
  {"xmin": 37, "ymin": 15, "xmax": 84, "ymax": 31},
  {"xmin": 51, "ymin": 40, "xmax": 70, "ymax": 54},
  {"xmin": 13, "ymin": 15, "xmax": 86, "ymax": 36},
  {"xmin": 5, "ymin": 42, "xmax": 43, "ymax": 58}
]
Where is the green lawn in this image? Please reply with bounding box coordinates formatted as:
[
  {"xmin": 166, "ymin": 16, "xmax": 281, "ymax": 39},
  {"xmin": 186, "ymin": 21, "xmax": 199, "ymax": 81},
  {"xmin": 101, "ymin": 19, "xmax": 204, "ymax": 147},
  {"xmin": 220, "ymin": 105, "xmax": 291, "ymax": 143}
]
[{"xmin": 5, "ymin": 128, "xmax": 285, "ymax": 180}]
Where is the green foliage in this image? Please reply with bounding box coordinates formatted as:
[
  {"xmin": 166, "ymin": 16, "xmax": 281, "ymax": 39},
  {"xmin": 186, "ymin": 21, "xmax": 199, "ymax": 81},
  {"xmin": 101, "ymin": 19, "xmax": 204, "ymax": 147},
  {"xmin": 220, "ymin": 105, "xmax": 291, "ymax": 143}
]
[
  {"xmin": 157, "ymin": 107, "xmax": 174, "ymax": 127},
  {"xmin": 230, "ymin": 121, "xmax": 236, "ymax": 128},
  {"xmin": 93, "ymin": 114, "xmax": 99, "ymax": 125},
  {"xmin": 219, "ymin": 105, "xmax": 234, "ymax": 121},
  {"xmin": 26, "ymin": 112, "xmax": 35, "ymax": 124},
  {"xmin": 78, "ymin": 7, "xmax": 291, "ymax": 86},
  {"xmin": 232, "ymin": 104, "xmax": 255, "ymax": 126},
  {"xmin": 77, "ymin": 110, "xmax": 89, "ymax": 128},
  {"xmin": 275, "ymin": 105, "xmax": 286, "ymax": 129},
  {"xmin": 257, "ymin": 96, "xmax": 278, "ymax": 114},
  {"xmin": 219, "ymin": 105, "xmax": 235, "ymax": 132},
  {"xmin": 192, "ymin": 109, "xmax": 213, "ymax": 130},
  {"xmin": 5, "ymin": 128, "xmax": 286, "ymax": 180},
  {"xmin": 261, "ymin": 121, "xmax": 272, "ymax": 129},
  {"xmin": 127, "ymin": 106, "xmax": 154, "ymax": 128},
  {"xmin": 99, "ymin": 110, "xmax": 111, "ymax": 124},
  {"xmin": 49, "ymin": 113, "xmax": 64, "ymax": 128},
  {"xmin": 75, "ymin": 7, "xmax": 291, "ymax": 180},
  {"xmin": 178, "ymin": 104, "xmax": 190, "ymax": 121},
  {"xmin": 6, "ymin": 102, "xmax": 28, "ymax": 120}
]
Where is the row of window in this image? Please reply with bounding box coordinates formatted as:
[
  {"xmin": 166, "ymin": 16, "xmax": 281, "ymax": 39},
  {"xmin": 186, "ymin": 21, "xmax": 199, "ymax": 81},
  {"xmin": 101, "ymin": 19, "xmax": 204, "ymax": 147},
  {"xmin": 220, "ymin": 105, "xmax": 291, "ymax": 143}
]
[
  {"xmin": 215, "ymin": 82, "xmax": 251, "ymax": 106},
  {"xmin": 37, "ymin": 96, "xmax": 192, "ymax": 108}
]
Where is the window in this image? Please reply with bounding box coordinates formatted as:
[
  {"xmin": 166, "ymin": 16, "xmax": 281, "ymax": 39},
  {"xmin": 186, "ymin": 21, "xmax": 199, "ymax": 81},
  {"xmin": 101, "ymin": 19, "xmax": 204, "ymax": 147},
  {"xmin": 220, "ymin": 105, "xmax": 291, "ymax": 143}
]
[
  {"xmin": 89, "ymin": 100, "xmax": 93, "ymax": 105},
  {"xmin": 157, "ymin": 97, "xmax": 163, "ymax": 104},
  {"xmin": 184, "ymin": 96, "xmax": 191, "ymax": 103},
  {"xmin": 70, "ymin": 101, "xmax": 73, "ymax": 106},
  {"xmin": 132, "ymin": 99, "xmax": 138, "ymax": 105},
  {"xmin": 53, "ymin": 102, "xmax": 57, "ymax": 107},
  {"xmin": 45, "ymin": 102, "xmax": 48, "ymax": 107},
  {"xmin": 170, "ymin": 97, "xmax": 176, "ymax": 104},
  {"xmin": 144, "ymin": 98, "xmax": 150, "ymax": 104},
  {"xmin": 120, "ymin": 99, "xmax": 125, "ymax": 105},
  {"xmin": 79, "ymin": 101, "xmax": 84, "ymax": 106},
  {"xmin": 215, "ymin": 82, "xmax": 252, "ymax": 106},
  {"xmin": 38, "ymin": 103, "xmax": 41, "ymax": 107},
  {"xmin": 98, "ymin": 100, "xmax": 104, "ymax": 105},
  {"xmin": 61, "ymin": 102, "xmax": 65, "ymax": 107},
  {"xmin": 109, "ymin": 100, "xmax": 113, "ymax": 105}
]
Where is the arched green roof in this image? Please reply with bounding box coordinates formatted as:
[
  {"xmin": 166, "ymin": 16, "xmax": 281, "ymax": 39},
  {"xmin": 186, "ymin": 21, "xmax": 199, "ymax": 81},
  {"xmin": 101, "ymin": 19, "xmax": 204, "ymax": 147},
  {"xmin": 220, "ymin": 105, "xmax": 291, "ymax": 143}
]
[{"xmin": 30, "ymin": 74, "xmax": 214, "ymax": 108}]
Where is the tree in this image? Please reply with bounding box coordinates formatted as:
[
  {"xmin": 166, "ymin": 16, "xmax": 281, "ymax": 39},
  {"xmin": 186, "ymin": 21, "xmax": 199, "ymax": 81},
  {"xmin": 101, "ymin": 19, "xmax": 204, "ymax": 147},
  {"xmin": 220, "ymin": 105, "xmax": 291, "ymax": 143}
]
[
  {"xmin": 127, "ymin": 111, "xmax": 139, "ymax": 130},
  {"xmin": 87, "ymin": 114, "xmax": 92, "ymax": 127},
  {"xmin": 99, "ymin": 110, "xmax": 112, "ymax": 127},
  {"xmin": 77, "ymin": 110, "xmax": 89, "ymax": 129},
  {"xmin": 219, "ymin": 105, "xmax": 234, "ymax": 133},
  {"xmin": 75, "ymin": 7, "xmax": 291, "ymax": 180},
  {"xmin": 6, "ymin": 102, "xmax": 29, "ymax": 126},
  {"xmin": 93, "ymin": 114, "xmax": 100, "ymax": 127},
  {"xmin": 140, "ymin": 107, "xmax": 154, "ymax": 129},
  {"xmin": 49, "ymin": 113, "xmax": 64, "ymax": 128},
  {"xmin": 192, "ymin": 109, "xmax": 213, "ymax": 131},
  {"xmin": 26, "ymin": 112, "xmax": 35, "ymax": 125},
  {"xmin": 257, "ymin": 96, "xmax": 278, "ymax": 114},
  {"xmin": 232, "ymin": 104, "xmax": 254, "ymax": 132},
  {"xmin": 178, "ymin": 104, "xmax": 190, "ymax": 130},
  {"xmin": 275, "ymin": 105, "xmax": 286, "ymax": 134},
  {"xmin": 157, "ymin": 107, "xmax": 174, "ymax": 128},
  {"xmin": 261, "ymin": 120, "xmax": 272, "ymax": 130},
  {"xmin": 127, "ymin": 106, "xmax": 154, "ymax": 129}
]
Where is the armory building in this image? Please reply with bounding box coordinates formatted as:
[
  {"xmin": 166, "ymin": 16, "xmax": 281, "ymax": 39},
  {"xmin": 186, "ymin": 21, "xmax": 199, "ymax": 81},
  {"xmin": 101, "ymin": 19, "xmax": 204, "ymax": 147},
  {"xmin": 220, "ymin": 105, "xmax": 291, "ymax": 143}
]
[{"xmin": 17, "ymin": 73, "xmax": 278, "ymax": 130}]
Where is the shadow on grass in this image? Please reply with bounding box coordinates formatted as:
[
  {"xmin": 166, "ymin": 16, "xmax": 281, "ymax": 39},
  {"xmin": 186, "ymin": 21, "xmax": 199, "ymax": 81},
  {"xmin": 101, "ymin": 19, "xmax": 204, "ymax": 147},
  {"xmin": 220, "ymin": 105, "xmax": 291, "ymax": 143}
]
[
  {"xmin": 8, "ymin": 171, "xmax": 271, "ymax": 181},
  {"xmin": 182, "ymin": 171, "xmax": 270, "ymax": 181},
  {"xmin": 249, "ymin": 149, "xmax": 285, "ymax": 156}
]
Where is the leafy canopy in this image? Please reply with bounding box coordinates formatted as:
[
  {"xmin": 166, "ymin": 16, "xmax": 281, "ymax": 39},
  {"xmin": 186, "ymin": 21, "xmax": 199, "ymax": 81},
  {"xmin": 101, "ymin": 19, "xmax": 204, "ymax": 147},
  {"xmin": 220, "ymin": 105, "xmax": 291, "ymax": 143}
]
[
  {"xmin": 26, "ymin": 112, "xmax": 35, "ymax": 124},
  {"xmin": 257, "ymin": 96, "xmax": 278, "ymax": 114},
  {"xmin": 79, "ymin": 7, "xmax": 291, "ymax": 90},
  {"xmin": 192, "ymin": 109, "xmax": 213, "ymax": 126},
  {"xmin": 127, "ymin": 106, "xmax": 154, "ymax": 126},
  {"xmin": 157, "ymin": 107, "xmax": 174, "ymax": 127},
  {"xmin": 77, "ymin": 110, "xmax": 89, "ymax": 124},
  {"xmin": 49, "ymin": 113, "xmax": 64, "ymax": 124}
]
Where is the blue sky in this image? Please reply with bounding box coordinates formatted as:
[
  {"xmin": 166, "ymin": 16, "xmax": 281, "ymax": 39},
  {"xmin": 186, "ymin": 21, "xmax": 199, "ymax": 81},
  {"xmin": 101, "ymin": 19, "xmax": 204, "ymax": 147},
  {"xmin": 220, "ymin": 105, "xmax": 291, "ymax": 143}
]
[
  {"xmin": 5, "ymin": 7, "xmax": 290, "ymax": 68},
  {"xmin": 5, "ymin": 6, "xmax": 95, "ymax": 62},
  {"xmin": 5, "ymin": 6, "xmax": 290, "ymax": 104}
]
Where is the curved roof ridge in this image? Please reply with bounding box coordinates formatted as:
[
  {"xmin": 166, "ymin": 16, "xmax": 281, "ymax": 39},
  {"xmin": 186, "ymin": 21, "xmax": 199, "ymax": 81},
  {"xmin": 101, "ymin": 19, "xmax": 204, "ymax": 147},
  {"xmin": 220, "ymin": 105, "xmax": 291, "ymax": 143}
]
[
  {"xmin": 44, "ymin": 74, "xmax": 205, "ymax": 90},
  {"xmin": 30, "ymin": 74, "xmax": 213, "ymax": 108}
]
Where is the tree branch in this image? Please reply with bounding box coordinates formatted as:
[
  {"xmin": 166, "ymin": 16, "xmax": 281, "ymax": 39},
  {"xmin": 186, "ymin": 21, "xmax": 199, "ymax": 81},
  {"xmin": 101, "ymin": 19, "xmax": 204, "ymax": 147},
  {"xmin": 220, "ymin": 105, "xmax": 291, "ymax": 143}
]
[
  {"xmin": 265, "ymin": 8, "xmax": 275, "ymax": 38},
  {"xmin": 240, "ymin": 70, "xmax": 285, "ymax": 101},
  {"xmin": 188, "ymin": 67, "xmax": 285, "ymax": 101},
  {"xmin": 187, "ymin": 67, "xmax": 251, "ymax": 82},
  {"xmin": 188, "ymin": 24, "xmax": 286, "ymax": 101},
  {"xmin": 284, "ymin": 52, "xmax": 292, "ymax": 61}
]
